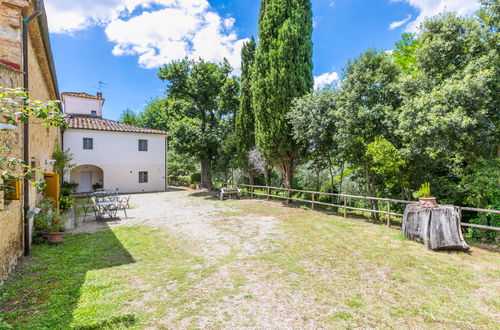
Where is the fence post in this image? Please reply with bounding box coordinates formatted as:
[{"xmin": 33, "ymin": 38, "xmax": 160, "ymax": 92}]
[
  {"xmin": 267, "ymin": 187, "xmax": 270, "ymax": 200},
  {"xmin": 287, "ymin": 189, "xmax": 291, "ymax": 205},
  {"xmin": 386, "ymin": 200, "xmax": 391, "ymax": 227},
  {"xmin": 311, "ymin": 193, "xmax": 315, "ymax": 210},
  {"xmin": 343, "ymin": 196, "xmax": 347, "ymax": 218}
]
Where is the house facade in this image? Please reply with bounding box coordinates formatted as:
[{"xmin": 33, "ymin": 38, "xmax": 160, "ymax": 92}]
[
  {"xmin": 1, "ymin": 0, "xmax": 62, "ymax": 284},
  {"xmin": 62, "ymin": 93, "xmax": 167, "ymax": 193}
]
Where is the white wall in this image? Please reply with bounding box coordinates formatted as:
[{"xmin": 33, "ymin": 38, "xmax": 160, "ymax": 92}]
[
  {"xmin": 63, "ymin": 129, "xmax": 167, "ymax": 193},
  {"xmin": 62, "ymin": 95, "xmax": 104, "ymax": 117}
]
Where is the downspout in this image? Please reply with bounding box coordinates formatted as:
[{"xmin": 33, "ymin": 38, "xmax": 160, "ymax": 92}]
[
  {"xmin": 22, "ymin": 0, "xmax": 43, "ymax": 256},
  {"xmin": 165, "ymin": 134, "xmax": 168, "ymax": 191}
]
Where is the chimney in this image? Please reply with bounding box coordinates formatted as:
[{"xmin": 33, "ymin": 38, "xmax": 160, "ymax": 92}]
[{"xmin": 96, "ymin": 92, "xmax": 102, "ymax": 98}]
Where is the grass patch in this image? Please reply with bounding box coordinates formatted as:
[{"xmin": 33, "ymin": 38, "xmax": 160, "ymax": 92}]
[
  {"xmin": 1, "ymin": 194, "xmax": 499, "ymax": 328},
  {"xmin": 231, "ymin": 199, "xmax": 500, "ymax": 328},
  {"xmin": 0, "ymin": 226, "xmax": 202, "ymax": 329}
]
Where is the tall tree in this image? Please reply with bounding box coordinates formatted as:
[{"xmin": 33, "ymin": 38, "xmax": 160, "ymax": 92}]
[
  {"xmin": 252, "ymin": 0, "xmax": 313, "ymax": 189},
  {"xmin": 118, "ymin": 108, "xmax": 139, "ymax": 125},
  {"xmin": 158, "ymin": 58, "xmax": 238, "ymax": 188},
  {"xmin": 336, "ymin": 49, "xmax": 401, "ymax": 205},
  {"xmin": 235, "ymin": 37, "xmax": 257, "ymax": 184}
]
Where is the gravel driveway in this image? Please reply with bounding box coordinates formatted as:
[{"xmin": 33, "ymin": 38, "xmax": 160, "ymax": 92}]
[{"xmin": 71, "ymin": 188, "xmax": 329, "ymax": 328}]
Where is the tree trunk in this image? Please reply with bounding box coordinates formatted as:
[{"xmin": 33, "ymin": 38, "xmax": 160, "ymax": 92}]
[
  {"xmin": 281, "ymin": 159, "xmax": 295, "ymax": 190},
  {"xmin": 265, "ymin": 167, "xmax": 272, "ymax": 186},
  {"xmin": 200, "ymin": 158, "xmax": 212, "ymax": 189},
  {"xmin": 403, "ymin": 204, "xmax": 469, "ymax": 251},
  {"xmin": 248, "ymin": 171, "xmax": 255, "ymax": 186},
  {"xmin": 364, "ymin": 162, "xmax": 378, "ymax": 222}
]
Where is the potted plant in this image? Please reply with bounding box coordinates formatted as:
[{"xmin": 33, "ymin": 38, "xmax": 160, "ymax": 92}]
[
  {"xmin": 413, "ymin": 182, "xmax": 437, "ymax": 208},
  {"xmin": 47, "ymin": 212, "xmax": 67, "ymax": 243},
  {"xmin": 33, "ymin": 198, "xmax": 55, "ymax": 241},
  {"xmin": 92, "ymin": 182, "xmax": 103, "ymax": 191}
]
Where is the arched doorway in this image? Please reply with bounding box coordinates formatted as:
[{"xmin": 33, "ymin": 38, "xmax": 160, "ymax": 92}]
[{"xmin": 70, "ymin": 165, "xmax": 104, "ymax": 193}]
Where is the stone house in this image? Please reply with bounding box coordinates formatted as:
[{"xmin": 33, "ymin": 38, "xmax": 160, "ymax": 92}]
[{"xmin": 0, "ymin": 0, "xmax": 61, "ymax": 284}]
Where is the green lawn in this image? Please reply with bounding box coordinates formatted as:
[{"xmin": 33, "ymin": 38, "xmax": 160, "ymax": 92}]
[{"xmin": 0, "ymin": 197, "xmax": 498, "ymax": 328}]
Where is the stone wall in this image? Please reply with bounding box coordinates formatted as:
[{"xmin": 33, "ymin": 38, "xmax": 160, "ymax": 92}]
[
  {"xmin": 0, "ymin": 66, "xmax": 24, "ymax": 285},
  {"xmin": 0, "ymin": 0, "xmax": 61, "ymax": 284}
]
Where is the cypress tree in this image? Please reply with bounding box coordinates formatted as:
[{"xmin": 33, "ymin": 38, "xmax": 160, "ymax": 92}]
[
  {"xmin": 252, "ymin": 0, "xmax": 313, "ymax": 189},
  {"xmin": 235, "ymin": 37, "xmax": 257, "ymax": 184}
]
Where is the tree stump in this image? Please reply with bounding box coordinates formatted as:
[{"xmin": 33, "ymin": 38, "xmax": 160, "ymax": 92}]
[{"xmin": 403, "ymin": 204, "xmax": 469, "ymax": 251}]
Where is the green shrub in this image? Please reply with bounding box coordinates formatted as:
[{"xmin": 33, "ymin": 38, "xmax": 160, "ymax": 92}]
[
  {"xmin": 61, "ymin": 187, "xmax": 73, "ymax": 197},
  {"xmin": 62, "ymin": 181, "xmax": 78, "ymax": 191},
  {"xmin": 190, "ymin": 173, "xmax": 201, "ymax": 184},
  {"xmin": 168, "ymin": 175, "xmax": 190, "ymax": 186},
  {"xmin": 60, "ymin": 195, "xmax": 73, "ymax": 213}
]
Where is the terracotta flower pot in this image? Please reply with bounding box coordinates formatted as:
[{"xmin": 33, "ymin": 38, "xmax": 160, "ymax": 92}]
[
  {"xmin": 47, "ymin": 232, "xmax": 64, "ymax": 243},
  {"xmin": 42, "ymin": 231, "xmax": 49, "ymax": 241},
  {"xmin": 419, "ymin": 197, "xmax": 437, "ymax": 208}
]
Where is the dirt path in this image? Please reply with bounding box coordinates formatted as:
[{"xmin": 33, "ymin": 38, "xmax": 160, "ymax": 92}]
[{"xmin": 71, "ymin": 189, "xmax": 330, "ymax": 328}]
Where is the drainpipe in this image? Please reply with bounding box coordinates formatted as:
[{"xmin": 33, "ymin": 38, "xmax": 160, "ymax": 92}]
[
  {"xmin": 22, "ymin": 0, "xmax": 43, "ymax": 256},
  {"xmin": 165, "ymin": 135, "xmax": 168, "ymax": 191}
]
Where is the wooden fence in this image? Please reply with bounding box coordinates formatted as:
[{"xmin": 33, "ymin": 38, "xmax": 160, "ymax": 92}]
[{"xmin": 222, "ymin": 183, "xmax": 500, "ymax": 232}]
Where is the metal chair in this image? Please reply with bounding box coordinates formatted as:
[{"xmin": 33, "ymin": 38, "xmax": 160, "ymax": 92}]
[
  {"xmin": 114, "ymin": 195, "xmax": 131, "ymax": 218},
  {"xmin": 81, "ymin": 197, "xmax": 98, "ymax": 222}
]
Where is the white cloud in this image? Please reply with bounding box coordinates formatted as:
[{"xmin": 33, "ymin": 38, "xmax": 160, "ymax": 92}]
[
  {"xmin": 314, "ymin": 72, "xmax": 339, "ymax": 89},
  {"xmin": 390, "ymin": 0, "xmax": 481, "ymax": 32},
  {"xmin": 45, "ymin": 0, "xmax": 246, "ymax": 73},
  {"xmin": 389, "ymin": 14, "xmax": 412, "ymax": 30}
]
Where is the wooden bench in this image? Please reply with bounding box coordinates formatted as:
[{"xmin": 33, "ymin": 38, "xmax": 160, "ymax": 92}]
[{"xmin": 220, "ymin": 188, "xmax": 240, "ymax": 200}]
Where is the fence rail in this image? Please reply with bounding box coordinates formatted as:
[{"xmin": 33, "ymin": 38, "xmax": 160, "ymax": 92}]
[{"xmin": 222, "ymin": 183, "xmax": 500, "ymax": 232}]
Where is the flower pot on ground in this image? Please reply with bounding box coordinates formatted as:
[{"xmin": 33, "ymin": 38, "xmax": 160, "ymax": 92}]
[
  {"xmin": 47, "ymin": 212, "xmax": 68, "ymax": 244},
  {"xmin": 47, "ymin": 232, "xmax": 64, "ymax": 243},
  {"xmin": 413, "ymin": 182, "xmax": 437, "ymax": 208}
]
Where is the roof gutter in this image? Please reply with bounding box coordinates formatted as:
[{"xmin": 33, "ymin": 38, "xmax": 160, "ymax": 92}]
[
  {"xmin": 36, "ymin": 1, "xmax": 60, "ymax": 103},
  {"xmin": 22, "ymin": 0, "xmax": 43, "ymax": 256}
]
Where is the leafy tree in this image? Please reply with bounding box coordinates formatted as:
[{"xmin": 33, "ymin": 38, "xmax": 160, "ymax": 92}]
[
  {"xmin": 51, "ymin": 143, "xmax": 75, "ymax": 182},
  {"xmin": 235, "ymin": 37, "xmax": 257, "ymax": 184},
  {"xmin": 118, "ymin": 108, "xmax": 139, "ymax": 125},
  {"xmin": 252, "ymin": 0, "xmax": 313, "ymax": 189},
  {"xmin": 393, "ymin": 33, "xmax": 419, "ymax": 74},
  {"xmin": 336, "ymin": 49, "xmax": 401, "ymax": 201},
  {"xmin": 397, "ymin": 12, "xmax": 499, "ymax": 201},
  {"xmin": 158, "ymin": 58, "xmax": 239, "ymax": 188},
  {"xmin": 288, "ymin": 89, "xmax": 341, "ymax": 195}
]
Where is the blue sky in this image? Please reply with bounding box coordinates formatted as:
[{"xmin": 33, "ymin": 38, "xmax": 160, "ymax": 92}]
[{"xmin": 46, "ymin": 0, "xmax": 480, "ymax": 120}]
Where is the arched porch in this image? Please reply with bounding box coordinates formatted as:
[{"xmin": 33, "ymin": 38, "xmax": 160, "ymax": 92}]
[{"xmin": 70, "ymin": 164, "xmax": 104, "ymax": 193}]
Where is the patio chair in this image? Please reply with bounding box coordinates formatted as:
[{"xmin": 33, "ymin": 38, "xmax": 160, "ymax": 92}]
[
  {"xmin": 114, "ymin": 195, "xmax": 131, "ymax": 218},
  {"xmin": 105, "ymin": 189, "xmax": 120, "ymax": 201},
  {"xmin": 81, "ymin": 197, "xmax": 99, "ymax": 222}
]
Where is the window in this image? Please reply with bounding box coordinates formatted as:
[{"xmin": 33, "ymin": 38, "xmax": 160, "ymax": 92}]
[
  {"xmin": 138, "ymin": 139, "xmax": 148, "ymax": 151},
  {"xmin": 139, "ymin": 171, "xmax": 148, "ymax": 183},
  {"xmin": 91, "ymin": 111, "xmax": 97, "ymax": 117},
  {"xmin": 83, "ymin": 138, "xmax": 93, "ymax": 150}
]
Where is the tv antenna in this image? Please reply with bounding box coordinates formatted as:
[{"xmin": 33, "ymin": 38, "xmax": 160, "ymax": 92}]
[
  {"xmin": 98, "ymin": 80, "xmax": 109, "ymax": 92},
  {"xmin": 91, "ymin": 80, "xmax": 110, "ymax": 93}
]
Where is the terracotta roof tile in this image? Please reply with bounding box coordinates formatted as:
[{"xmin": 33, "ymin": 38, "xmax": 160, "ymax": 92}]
[
  {"xmin": 66, "ymin": 116, "xmax": 167, "ymax": 135},
  {"xmin": 61, "ymin": 92, "xmax": 104, "ymax": 100}
]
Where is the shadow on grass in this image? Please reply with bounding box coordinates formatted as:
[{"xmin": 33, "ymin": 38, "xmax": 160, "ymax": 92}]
[{"xmin": 0, "ymin": 225, "xmax": 136, "ymax": 329}]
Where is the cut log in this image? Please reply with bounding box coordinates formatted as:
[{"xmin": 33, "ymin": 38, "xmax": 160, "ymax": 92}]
[{"xmin": 403, "ymin": 204, "xmax": 469, "ymax": 251}]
